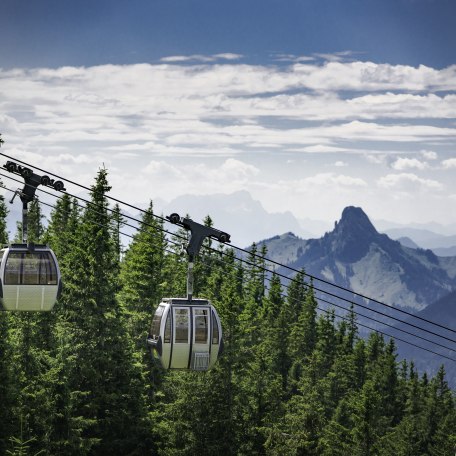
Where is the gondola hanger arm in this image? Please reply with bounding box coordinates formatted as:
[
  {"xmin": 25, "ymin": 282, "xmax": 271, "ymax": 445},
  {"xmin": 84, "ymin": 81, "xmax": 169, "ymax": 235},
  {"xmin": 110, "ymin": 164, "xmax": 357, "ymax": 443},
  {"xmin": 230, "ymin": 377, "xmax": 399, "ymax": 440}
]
[
  {"xmin": 166, "ymin": 213, "xmax": 231, "ymax": 301},
  {"xmin": 166, "ymin": 213, "xmax": 231, "ymax": 260}
]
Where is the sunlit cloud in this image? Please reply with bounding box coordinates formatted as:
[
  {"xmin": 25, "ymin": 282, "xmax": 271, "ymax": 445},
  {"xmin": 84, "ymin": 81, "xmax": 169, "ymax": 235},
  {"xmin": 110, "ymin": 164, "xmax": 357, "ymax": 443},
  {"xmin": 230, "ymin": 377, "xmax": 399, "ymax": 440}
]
[
  {"xmin": 0, "ymin": 57, "xmax": 455, "ymax": 226},
  {"xmin": 290, "ymin": 173, "xmax": 368, "ymax": 191},
  {"xmin": 160, "ymin": 53, "xmax": 243, "ymax": 63},
  {"xmin": 377, "ymin": 173, "xmax": 443, "ymax": 191},
  {"xmin": 441, "ymin": 158, "xmax": 456, "ymax": 169},
  {"xmin": 139, "ymin": 158, "xmax": 260, "ymax": 200},
  {"xmin": 421, "ymin": 150, "xmax": 438, "ymax": 160},
  {"xmin": 391, "ymin": 157, "xmax": 429, "ymax": 171}
]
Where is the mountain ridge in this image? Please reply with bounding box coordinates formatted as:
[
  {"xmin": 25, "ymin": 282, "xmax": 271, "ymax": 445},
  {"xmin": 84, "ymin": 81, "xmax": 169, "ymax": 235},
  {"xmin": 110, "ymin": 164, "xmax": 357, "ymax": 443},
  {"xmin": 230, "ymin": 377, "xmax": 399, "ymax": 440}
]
[{"xmin": 258, "ymin": 206, "xmax": 456, "ymax": 312}]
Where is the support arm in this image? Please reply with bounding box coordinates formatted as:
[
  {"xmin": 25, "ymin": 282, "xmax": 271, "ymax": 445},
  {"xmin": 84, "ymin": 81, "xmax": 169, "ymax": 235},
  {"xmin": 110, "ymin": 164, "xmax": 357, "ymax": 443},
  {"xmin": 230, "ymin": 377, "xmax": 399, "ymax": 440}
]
[{"xmin": 167, "ymin": 213, "xmax": 231, "ymax": 300}]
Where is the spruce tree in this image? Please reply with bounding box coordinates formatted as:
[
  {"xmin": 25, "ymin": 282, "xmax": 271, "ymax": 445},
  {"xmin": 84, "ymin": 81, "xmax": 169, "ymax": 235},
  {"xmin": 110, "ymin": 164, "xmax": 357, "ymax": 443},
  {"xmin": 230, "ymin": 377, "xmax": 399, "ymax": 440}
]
[
  {"xmin": 58, "ymin": 168, "xmax": 149, "ymax": 455},
  {"xmin": 117, "ymin": 199, "xmax": 166, "ymax": 422},
  {"xmin": 288, "ymin": 279, "xmax": 317, "ymax": 390}
]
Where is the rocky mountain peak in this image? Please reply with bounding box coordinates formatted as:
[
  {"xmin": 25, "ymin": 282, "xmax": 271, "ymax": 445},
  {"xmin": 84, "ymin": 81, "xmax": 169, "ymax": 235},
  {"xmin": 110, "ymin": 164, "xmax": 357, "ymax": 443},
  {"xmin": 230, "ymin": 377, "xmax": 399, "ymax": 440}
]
[
  {"xmin": 327, "ymin": 206, "xmax": 380, "ymax": 262},
  {"xmin": 335, "ymin": 206, "xmax": 377, "ymax": 236}
]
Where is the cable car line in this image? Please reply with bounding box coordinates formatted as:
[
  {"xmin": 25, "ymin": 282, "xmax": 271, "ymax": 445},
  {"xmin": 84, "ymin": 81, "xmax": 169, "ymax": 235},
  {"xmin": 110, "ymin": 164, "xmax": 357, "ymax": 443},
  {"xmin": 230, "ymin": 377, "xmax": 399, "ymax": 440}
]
[
  {"xmin": 198, "ymin": 239, "xmax": 456, "ymax": 346},
  {"xmin": 0, "ymin": 183, "xmax": 184, "ymax": 255},
  {"xmin": 198, "ymin": 252, "xmax": 456, "ymax": 362},
  {"xmin": 314, "ymin": 294, "xmax": 455, "ymax": 355},
  {"xmin": 0, "ymin": 170, "xmax": 185, "ymax": 249},
  {"xmin": 263, "ymin": 283, "xmax": 456, "ymax": 363},
  {"xmin": 201, "ymin": 247, "xmax": 456, "ymax": 357},
  {"xmin": 2, "ymin": 168, "xmax": 455, "ymax": 350},
  {"xmin": 4, "ymin": 183, "xmax": 453, "ymax": 362},
  {"xmin": 1, "ymin": 155, "xmax": 455, "ymax": 344},
  {"xmin": 227, "ymin": 242, "xmax": 456, "ymax": 337},
  {"xmin": 2, "ymin": 152, "xmax": 455, "ymax": 338},
  {"xmin": 2, "ymin": 169, "xmax": 455, "ymax": 349},
  {"xmin": 0, "ymin": 151, "xmax": 169, "ymax": 224}
]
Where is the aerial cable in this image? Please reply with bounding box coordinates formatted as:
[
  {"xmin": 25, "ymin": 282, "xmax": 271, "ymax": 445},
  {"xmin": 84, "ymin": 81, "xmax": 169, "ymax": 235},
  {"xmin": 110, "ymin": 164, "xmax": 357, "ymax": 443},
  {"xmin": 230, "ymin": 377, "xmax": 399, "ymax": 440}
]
[
  {"xmin": 262, "ymin": 283, "xmax": 456, "ymax": 363},
  {"xmin": 2, "ymin": 165, "xmax": 455, "ymax": 347},
  {"xmin": 203, "ymin": 246, "xmax": 456, "ymax": 357},
  {"xmin": 1, "ymin": 153, "xmax": 455, "ymax": 337},
  {"xmin": 0, "ymin": 170, "xmax": 186, "ymax": 247},
  {"xmin": 0, "ymin": 181, "xmax": 184, "ymax": 264},
  {"xmin": 314, "ymin": 293, "xmax": 455, "ymax": 354},
  {"xmin": 0, "ymin": 151, "xmax": 169, "ymax": 223},
  {"xmin": 199, "ymin": 250, "xmax": 456, "ymax": 362},
  {"xmin": 227, "ymin": 242, "xmax": 456, "ymax": 336},
  {"xmin": 2, "ymin": 165, "xmax": 454, "ymax": 347},
  {"xmin": 5, "ymin": 182, "xmax": 454, "ymax": 361},
  {"xmin": 197, "ymin": 238, "xmax": 456, "ymax": 346}
]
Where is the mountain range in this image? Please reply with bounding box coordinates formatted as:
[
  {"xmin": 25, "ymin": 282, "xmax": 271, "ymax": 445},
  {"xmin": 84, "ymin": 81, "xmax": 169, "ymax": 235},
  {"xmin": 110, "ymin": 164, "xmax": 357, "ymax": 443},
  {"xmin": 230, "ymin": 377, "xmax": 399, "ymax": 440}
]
[
  {"xmin": 155, "ymin": 191, "xmax": 456, "ymax": 255},
  {"xmin": 259, "ymin": 206, "xmax": 456, "ymax": 312}
]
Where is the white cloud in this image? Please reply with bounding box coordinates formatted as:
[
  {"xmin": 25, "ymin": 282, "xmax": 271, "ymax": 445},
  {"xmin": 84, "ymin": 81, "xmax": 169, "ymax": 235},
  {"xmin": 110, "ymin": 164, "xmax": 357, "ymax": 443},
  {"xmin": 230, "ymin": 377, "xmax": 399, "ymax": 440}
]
[
  {"xmin": 391, "ymin": 157, "xmax": 428, "ymax": 170},
  {"xmin": 1, "ymin": 58, "xmax": 456, "ymax": 226},
  {"xmin": 313, "ymin": 51, "xmax": 359, "ymax": 62},
  {"xmin": 377, "ymin": 173, "xmax": 443, "ymax": 191},
  {"xmin": 290, "ymin": 145, "xmax": 349, "ymax": 153},
  {"xmin": 289, "ymin": 173, "xmax": 368, "ymax": 191},
  {"xmin": 213, "ymin": 53, "xmax": 243, "ymax": 61},
  {"xmin": 421, "ymin": 150, "xmax": 438, "ymax": 160},
  {"xmin": 441, "ymin": 158, "xmax": 456, "ymax": 169},
  {"xmin": 1, "ymin": 62, "xmax": 455, "ymax": 156},
  {"xmin": 140, "ymin": 158, "xmax": 260, "ymax": 200},
  {"xmin": 160, "ymin": 53, "xmax": 243, "ymax": 63},
  {"xmin": 365, "ymin": 154, "xmax": 387, "ymax": 165},
  {"xmin": 273, "ymin": 54, "xmax": 315, "ymax": 63}
]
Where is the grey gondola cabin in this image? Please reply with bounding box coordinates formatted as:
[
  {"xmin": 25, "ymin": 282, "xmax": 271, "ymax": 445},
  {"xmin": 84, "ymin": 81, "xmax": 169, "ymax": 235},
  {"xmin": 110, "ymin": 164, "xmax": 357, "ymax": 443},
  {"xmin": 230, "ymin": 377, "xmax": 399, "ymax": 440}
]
[
  {"xmin": 147, "ymin": 298, "xmax": 223, "ymax": 370},
  {"xmin": 0, "ymin": 244, "xmax": 62, "ymax": 311}
]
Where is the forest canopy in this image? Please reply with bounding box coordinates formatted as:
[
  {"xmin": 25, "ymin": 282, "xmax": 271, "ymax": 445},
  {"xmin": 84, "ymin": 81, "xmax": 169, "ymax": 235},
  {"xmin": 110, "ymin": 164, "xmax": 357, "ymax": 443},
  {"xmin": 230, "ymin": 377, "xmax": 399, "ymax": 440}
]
[{"xmin": 0, "ymin": 166, "xmax": 455, "ymax": 455}]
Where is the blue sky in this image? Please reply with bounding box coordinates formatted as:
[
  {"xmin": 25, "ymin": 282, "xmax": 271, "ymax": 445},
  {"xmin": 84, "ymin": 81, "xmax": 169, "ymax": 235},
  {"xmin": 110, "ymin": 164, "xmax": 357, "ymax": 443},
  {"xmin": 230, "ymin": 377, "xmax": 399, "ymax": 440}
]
[
  {"xmin": 1, "ymin": 0, "xmax": 456, "ymax": 238},
  {"xmin": 2, "ymin": 0, "xmax": 456, "ymax": 69}
]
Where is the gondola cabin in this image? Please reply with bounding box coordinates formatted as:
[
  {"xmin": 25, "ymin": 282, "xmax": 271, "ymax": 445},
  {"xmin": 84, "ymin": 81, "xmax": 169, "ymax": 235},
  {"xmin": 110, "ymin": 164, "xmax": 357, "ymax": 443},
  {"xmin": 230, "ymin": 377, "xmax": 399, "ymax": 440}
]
[
  {"xmin": 147, "ymin": 298, "xmax": 223, "ymax": 370},
  {"xmin": 0, "ymin": 244, "xmax": 62, "ymax": 311}
]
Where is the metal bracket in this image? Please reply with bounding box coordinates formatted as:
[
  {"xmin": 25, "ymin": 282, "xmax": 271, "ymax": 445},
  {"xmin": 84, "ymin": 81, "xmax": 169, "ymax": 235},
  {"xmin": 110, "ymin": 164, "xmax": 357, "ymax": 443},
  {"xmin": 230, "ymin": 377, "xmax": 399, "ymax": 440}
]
[
  {"xmin": 3, "ymin": 161, "xmax": 66, "ymax": 204},
  {"xmin": 166, "ymin": 213, "xmax": 230, "ymax": 301},
  {"xmin": 3, "ymin": 161, "xmax": 66, "ymax": 243},
  {"xmin": 166, "ymin": 213, "xmax": 230, "ymax": 261}
]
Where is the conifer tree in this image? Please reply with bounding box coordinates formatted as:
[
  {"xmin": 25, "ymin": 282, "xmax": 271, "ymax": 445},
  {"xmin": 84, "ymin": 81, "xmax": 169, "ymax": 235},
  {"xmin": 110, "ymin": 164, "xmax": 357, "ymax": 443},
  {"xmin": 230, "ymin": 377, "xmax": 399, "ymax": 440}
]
[
  {"xmin": 58, "ymin": 168, "xmax": 149, "ymax": 455},
  {"xmin": 288, "ymin": 279, "xmax": 317, "ymax": 389},
  {"xmin": 118, "ymin": 200, "xmax": 166, "ymax": 418},
  {"xmin": 118, "ymin": 200, "xmax": 165, "ymax": 341}
]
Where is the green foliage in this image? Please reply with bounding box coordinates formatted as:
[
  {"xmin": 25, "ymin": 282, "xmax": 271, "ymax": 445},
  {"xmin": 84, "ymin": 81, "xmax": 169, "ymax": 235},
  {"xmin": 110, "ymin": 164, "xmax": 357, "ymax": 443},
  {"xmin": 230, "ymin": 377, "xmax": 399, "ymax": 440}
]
[{"xmin": 1, "ymin": 166, "xmax": 454, "ymax": 456}]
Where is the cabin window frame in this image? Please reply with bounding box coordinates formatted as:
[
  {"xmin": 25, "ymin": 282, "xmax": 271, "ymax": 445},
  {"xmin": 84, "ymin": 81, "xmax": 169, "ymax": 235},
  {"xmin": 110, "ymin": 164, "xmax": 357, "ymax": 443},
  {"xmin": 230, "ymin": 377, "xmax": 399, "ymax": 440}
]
[
  {"xmin": 212, "ymin": 310, "xmax": 219, "ymax": 345},
  {"xmin": 193, "ymin": 308, "xmax": 209, "ymax": 344},
  {"xmin": 4, "ymin": 251, "xmax": 58, "ymax": 286},
  {"xmin": 150, "ymin": 305, "xmax": 164, "ymax": 341},
  {"xmin": 173, "ymin": 307, "xmax": 190, "ymax": 344}
]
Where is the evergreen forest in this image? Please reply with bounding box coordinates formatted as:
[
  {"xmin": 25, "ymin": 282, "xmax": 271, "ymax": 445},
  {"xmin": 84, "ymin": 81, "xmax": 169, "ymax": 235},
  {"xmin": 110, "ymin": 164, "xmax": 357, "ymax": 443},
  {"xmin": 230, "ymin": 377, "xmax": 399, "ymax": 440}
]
[{"xmin": 0, "ymin": 167, "xmax": 455, "ymax": 455}]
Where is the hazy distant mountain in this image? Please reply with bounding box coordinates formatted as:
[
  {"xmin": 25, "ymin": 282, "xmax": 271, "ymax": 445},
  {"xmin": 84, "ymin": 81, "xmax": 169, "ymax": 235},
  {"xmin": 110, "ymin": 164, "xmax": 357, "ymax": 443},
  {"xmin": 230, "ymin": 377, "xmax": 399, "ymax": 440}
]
[
  {"xmin": 396, "ymin": 236, "xmax": 419, "ymax": 249},
  {"xmin": 432, "ymin": 246, "xmax": 456, "ymax": 257},
  {"xmin": 156, "ymin": 191, "xmax": 316, "ymax": 248},
  {"xmin": 376, "ymin": 219, "xmax": 456, "ymax": 237},
  {"xmin": 259, "ymin": 206, "xmax": 456, "ymax": 312},
  {"xmin": 394, "ymin": 235, "xmax": 456, "ymax": 256},
  {"xmin": 384, "ymin": 227, "xmax": 456, "ymax": 257}
]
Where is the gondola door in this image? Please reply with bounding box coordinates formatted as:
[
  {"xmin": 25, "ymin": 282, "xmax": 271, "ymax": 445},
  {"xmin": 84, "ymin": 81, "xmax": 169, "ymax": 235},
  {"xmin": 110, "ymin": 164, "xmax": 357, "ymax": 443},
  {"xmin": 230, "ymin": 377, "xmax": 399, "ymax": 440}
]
[
  {"xmin": 172, "ymin": 306, "xmax": 191, "ymax": 368},
  {"xmin": 192, "ymin": 307, "xmax": 210, "ymax": 370}
]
